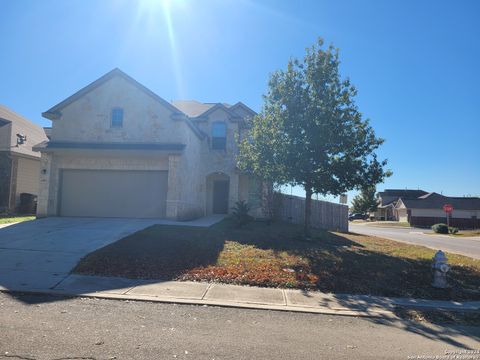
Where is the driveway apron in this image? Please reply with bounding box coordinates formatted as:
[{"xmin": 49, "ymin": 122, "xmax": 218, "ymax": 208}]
[{"xmin": 0, "ymin": 217, "xmax": 161, "ymax": 291}]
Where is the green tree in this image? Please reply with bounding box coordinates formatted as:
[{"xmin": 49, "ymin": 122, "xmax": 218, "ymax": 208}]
[
  {"xmin": 238, "ymin": 38, "xmax": 391, "ymax": 237},
  {"xmin": 350, "ymin": 187, "xmax": 379, "ymax": 215}
]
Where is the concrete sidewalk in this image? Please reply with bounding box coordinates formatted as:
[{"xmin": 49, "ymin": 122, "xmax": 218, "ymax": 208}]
[{"xmin": 2, "ymin": 274, "xmax": 479, "ymax": 318}]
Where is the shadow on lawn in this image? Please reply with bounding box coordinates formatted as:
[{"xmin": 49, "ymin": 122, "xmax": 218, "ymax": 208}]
[
  {"xmin": 224, "ymin": 224, "xmax": 480, "ymax": 302},
  {"xmin": 71, "ymin": 219, "xmax": 480, "ymax": 302},
  {"xmin": 74, "ymin": 225, "xmax": 227, "ymax": 280}
]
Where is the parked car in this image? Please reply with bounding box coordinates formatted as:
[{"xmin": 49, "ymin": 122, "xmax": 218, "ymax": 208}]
[{"xmin": 349, "ymin": 213, "xmax": 367, "ymax": 221}]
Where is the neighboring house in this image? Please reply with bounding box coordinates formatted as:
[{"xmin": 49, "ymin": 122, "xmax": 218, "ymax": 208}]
[
  {"xmin": 395, "ymin": 192, "xmax": 480, "ymax": 229},
  {"xmin": 0, "ymin": 105, "xmax": 48, "ymax": 213},
  {"xmin": 34, "ymin": 68, "xmax": 264, "ymax": 220},
  {"xmin": 43, "ymin": 127, "xmax": 52, "ymax": 140},
  {"xmin": 372, "ymin": 189, "xmax": 428, "ymax": 220}
]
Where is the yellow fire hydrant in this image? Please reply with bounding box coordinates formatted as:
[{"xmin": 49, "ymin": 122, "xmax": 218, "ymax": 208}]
[{"xmin": 432, "ymin": 250, "xmax": 450, "ymax": 288}]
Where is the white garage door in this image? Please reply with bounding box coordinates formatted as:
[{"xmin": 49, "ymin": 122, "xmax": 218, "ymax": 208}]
[
  {"xmin": 59, "ymin": 169, "xmax": 168, "ymax": 218},
  {"xmin": 397, "ymin": 209, "xmax": 408, "ymax": 222}
]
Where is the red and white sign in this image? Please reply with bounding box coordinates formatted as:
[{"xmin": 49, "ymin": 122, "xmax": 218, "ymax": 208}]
[{"xmin": 443, "ymin": 204, "xmax": 454, "ymax": 213}]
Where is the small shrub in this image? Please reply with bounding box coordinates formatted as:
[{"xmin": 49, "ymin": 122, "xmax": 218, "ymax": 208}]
[
  {"xmin": 432, "ymin": 223, "xmax": 449, "ymax": 234},
  {"xmin": 231, "ymin": 200, "xmax": 253, "ymax": 227},
  {"xmin": 449, "ymin": 227, "xmax": 459, "ymax": 234}
]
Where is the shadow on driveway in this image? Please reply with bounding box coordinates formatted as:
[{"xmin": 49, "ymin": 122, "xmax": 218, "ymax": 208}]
[{"xmin": 0, "ymin": 216, "xmax": 223, "ymax": 302}]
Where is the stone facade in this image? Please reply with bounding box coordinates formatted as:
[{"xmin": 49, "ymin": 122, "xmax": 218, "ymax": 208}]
[{"xmin": 36, "ymin": 69, "xmax": 260, "ymax": 220}]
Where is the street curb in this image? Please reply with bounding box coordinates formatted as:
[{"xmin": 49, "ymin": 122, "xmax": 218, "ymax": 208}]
[
  {"xmin": 3, "ymin": 286, "xmax": 479, "ymax": 319},
  {"xmin": 0, "ymin": 288, "xmax": 398, "ymax": 319}
]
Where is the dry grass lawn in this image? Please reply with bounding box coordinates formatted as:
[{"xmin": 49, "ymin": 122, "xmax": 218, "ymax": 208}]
[
  {"xmin": 74, "ymin": 219, "xmax": 480, "ymax": 301},
  {"xmin": 0, "ymin": 215, "xmax": 35, "ymax": 224}
]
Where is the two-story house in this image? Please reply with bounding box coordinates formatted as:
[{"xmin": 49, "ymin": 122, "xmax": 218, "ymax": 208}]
[{"xmin": 34, "ymin": 68, "xmax": 263, "ymax": 220}]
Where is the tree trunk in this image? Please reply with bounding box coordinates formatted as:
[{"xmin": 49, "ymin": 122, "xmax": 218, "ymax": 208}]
[{"xmin": 304, "ymin": 185, "xmax": 313, "ymax": 238}]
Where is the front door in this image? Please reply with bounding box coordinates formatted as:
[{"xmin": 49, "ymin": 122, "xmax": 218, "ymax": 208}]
[{"xmin": 213, "ymin": 180, "xmax": 229, "ymax": 214}]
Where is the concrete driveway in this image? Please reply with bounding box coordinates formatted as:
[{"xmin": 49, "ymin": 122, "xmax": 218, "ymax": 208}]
[
  {"xmin": 349, "ymin": 223, "xmax": 480, "ymax": 259},
  {"xmin": 0, "ymin": 216, "xmax": 224, "ymax": 292}
]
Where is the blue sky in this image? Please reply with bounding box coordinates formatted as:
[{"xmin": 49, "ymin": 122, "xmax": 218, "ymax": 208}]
[{"xmin": 1, "ymin": 0, "xmax": 479, "ymax": 201}]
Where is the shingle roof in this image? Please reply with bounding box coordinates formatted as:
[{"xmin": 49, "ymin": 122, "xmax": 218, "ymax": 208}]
[
  {"xmin": 171, "ymin": 100, "xmax": 234, "ymax": 118},
  {"xmin": 378, "ymin": 189, "xmax": 428, "ymax": 198},
  {"xmin": 0, "ymin": 105, "xmax": 44, "ymax": 134},
  {"xmin": 171, "ymin": 100, "xmax": 216, "ymax": 117},
  {"xmin": 0, "ymin": 104, "xmax": 48, "ymax": 157},
  {"xmin": 399, "ymin": 192, "xmax": 480, "ymax": 210}
]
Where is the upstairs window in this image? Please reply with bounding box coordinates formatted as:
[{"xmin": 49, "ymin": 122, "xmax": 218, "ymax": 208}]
[
  {"xmin": 111, "ymin": 107, "xmax": 124, "ymax": 128},
  {"xmin": 212, "ymin": 122, "xmax": 226, "ymax": 150}
]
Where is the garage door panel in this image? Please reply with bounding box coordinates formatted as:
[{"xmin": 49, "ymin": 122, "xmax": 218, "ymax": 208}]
[{"xmin": 60, "ymin": 170, "xmax": 168, "ymax": 218}]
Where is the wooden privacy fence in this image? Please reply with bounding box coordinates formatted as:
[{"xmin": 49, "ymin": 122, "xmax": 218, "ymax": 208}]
[{"xmin": 274, "ymin": 193, "xmax": 349, "ymax": 232}]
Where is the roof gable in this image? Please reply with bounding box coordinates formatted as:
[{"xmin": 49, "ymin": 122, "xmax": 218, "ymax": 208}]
[
  {"xmin": 198, "ymin": 103, "xmax": 236, "ymax": 119},
  {"xmin": 229, "ymin": 102, "xmax": 257, "ymax": 117},
  {"xmin": 171, "ymin": 100, "xmax": 256, "ymax": 121},
  {"xmin": 43, "ymin": 68, "xmax": 183, "ymax": 120}
]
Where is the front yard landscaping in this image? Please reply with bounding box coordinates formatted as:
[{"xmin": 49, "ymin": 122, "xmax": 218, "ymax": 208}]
[
  {"xmin": 0, "ymin": 215, "xmax": 35, "ymax": 224},
  {"xmin": 74, "ymin": 219, "xmax": 480, "ymax": 301}
]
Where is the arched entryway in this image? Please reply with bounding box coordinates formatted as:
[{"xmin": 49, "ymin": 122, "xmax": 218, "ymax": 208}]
[{"xmin": 206, "ymin": 172, "xmax": 230, "ymax": 214}]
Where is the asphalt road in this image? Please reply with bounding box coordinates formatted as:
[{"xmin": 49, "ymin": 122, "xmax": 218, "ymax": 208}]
[
  {"xmin": 1, "ymin": 292, "xmax": 479, "ymax": 360},
  {"xmin": 349, "ymin": 223, "xmax": 480, "ymax": 259}
]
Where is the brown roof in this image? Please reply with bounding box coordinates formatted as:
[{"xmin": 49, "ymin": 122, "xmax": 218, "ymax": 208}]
[
  {"xmin": 171, "ymin": 100, "xmax": 217, "ymax": 117},
  {"xmin": 399, "ymin": 192, "xmax": 480, "ymax": 211}
]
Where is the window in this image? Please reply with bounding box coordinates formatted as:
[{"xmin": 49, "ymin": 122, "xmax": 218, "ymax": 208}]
[
  {"xmin": 211, "ymin": 122, "xmax": 226, "ymax": 150},
  {"xmin": 111, "ymin": 108, "xmax": 124, "ymax": 128}
]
